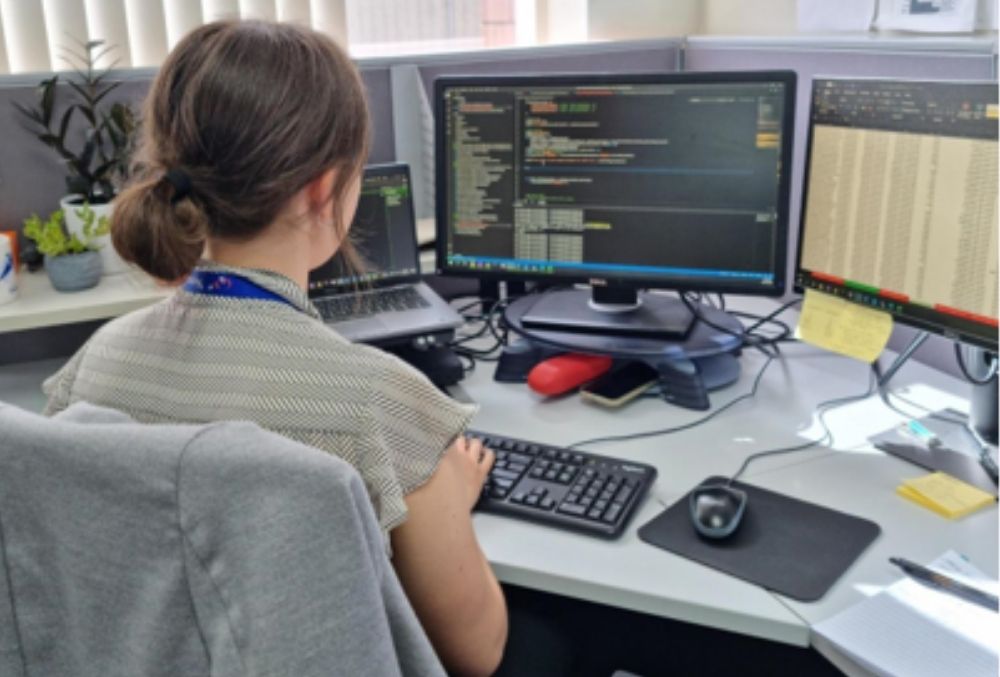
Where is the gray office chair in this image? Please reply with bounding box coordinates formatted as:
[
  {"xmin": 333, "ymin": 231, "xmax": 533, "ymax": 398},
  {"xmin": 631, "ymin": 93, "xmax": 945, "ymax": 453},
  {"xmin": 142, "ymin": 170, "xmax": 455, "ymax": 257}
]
[{"xmin": 0, "ymin": 402, "xmax": 445, "ymax": 677}]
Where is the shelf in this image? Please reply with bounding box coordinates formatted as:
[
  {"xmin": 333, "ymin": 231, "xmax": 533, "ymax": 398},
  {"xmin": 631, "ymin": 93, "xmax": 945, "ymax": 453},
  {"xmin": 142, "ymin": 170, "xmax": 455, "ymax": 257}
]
[{"xmin": 0, "ymin": 268, "xmax": 170, "ymax": 334}]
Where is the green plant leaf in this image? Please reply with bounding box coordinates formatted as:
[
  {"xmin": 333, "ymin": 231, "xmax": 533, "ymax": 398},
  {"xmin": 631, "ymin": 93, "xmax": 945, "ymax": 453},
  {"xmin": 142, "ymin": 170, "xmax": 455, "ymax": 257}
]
[
  {"xmin": 12, "ymin": 100, "xmax": 45, "ymax": 127},
  {"xmin": 40, "ymin": 77, "xmax": 58, "ymax": 126},
  {"xmin": 57, "ymin": 104, "xmax": 77, "ymax": 144},
  {"xmin": 22, "ymin": 210, "xmax": 75, "ymax": 257}
]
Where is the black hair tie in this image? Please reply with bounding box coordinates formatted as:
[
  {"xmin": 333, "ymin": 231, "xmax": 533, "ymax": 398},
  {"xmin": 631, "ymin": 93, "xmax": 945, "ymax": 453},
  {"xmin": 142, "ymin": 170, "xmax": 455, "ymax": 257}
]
[{"xmin": 165, "ymin": 169, "xmax": 193, "ymax": 204}]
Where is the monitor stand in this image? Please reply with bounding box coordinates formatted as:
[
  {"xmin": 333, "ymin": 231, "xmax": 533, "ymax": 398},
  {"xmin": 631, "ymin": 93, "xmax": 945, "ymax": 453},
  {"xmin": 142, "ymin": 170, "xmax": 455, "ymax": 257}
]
[
  {"xmin": 968, "ymin": 347, "xmax": 998, "ymax": 445},
  {"xmin": 520, "ymin": 287, "xmax": 695, "ymax": 340}
]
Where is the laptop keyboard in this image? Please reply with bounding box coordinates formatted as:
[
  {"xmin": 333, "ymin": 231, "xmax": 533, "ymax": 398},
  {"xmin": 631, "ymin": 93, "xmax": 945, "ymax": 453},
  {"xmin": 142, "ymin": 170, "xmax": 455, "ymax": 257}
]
[{"xmin": 315, "ymin": 286, "xmax": 431, "ymax": 322}]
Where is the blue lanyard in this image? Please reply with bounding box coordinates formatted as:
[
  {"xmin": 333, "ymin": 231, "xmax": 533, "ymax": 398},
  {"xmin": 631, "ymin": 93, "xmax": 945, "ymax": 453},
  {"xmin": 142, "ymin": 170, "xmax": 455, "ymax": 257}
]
[{"xmin": 183, "ymin": 270, "xmax": 295, "ymax": 309}]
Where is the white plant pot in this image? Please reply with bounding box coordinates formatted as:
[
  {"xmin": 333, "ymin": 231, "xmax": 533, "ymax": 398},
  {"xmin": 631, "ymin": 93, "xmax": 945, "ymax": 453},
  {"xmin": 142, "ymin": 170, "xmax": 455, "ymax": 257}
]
[{"xmin": 60, "ymin": 195, "xmax": 129, "ymax": 276}]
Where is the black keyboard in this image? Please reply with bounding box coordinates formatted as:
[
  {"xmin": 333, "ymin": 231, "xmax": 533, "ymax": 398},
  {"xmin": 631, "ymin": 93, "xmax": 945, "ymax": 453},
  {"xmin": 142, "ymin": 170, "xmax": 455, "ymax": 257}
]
[
  {"xmin": 315, "ymin": 286, "xmax": 430, "ymax": 322},
  {"xmin": 468, "ymin": 431, "xmax": 657, "ymax": 539}
]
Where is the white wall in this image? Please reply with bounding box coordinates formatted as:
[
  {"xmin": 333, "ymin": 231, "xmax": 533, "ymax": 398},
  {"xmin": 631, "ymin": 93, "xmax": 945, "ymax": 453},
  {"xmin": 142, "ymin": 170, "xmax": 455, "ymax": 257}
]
[
  {"xmin": 702, "ymin": 0, "xmax": 797, "ymax": 35},
  {"xmin": 588, "ymin": 0, "xmax": 702, "ymax": 40}
]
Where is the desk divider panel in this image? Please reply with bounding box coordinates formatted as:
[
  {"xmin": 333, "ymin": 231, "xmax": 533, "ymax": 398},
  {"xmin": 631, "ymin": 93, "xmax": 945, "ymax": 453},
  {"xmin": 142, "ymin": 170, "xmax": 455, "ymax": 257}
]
[{"xmin": 0, "ymin": 66, "xmax": 395, "ymax": 242}]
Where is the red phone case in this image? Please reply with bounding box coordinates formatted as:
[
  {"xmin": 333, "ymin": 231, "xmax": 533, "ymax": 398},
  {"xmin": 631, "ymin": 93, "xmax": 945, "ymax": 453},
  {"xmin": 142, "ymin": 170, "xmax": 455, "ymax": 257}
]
[{"xmin": 527, "ymin": 353, "xmax": 614, "ymax": 396}]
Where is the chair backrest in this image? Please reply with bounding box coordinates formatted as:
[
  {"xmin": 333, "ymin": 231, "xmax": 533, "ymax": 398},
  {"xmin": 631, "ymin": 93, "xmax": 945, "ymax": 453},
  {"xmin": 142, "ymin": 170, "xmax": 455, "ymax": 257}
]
[{"xmin": 0, "ymin": 403, "xmax": 445, "ymax": 677}]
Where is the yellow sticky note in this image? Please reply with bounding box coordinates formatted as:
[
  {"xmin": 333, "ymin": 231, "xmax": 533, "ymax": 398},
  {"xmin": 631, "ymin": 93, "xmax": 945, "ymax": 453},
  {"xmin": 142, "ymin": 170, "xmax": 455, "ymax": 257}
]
[
  {"xmin": 897, "ymin": 472, "xmax": 995, "ymax": 519},
  {"xmin": 797, "ymin": 289, "xmax": 893, "ymax": 363}
]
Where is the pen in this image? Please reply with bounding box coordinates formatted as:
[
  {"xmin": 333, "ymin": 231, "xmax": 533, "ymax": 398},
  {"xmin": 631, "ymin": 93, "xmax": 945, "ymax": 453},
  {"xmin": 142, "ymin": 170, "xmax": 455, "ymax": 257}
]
[{"xmin": 889, "ymin": 557, "xmax": 999, "ymax": 612}]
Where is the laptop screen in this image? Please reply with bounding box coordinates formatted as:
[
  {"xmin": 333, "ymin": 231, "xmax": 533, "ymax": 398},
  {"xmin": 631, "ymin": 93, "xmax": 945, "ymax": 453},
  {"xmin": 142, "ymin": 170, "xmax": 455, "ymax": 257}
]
[{"xmin": 308, "ymin": 164, "xmax": 420, "ymax": 294}]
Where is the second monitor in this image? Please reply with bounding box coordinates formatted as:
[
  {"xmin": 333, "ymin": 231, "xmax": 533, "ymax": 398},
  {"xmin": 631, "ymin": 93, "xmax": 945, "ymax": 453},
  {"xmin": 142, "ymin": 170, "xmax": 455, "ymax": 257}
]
[{"xmin": 435, "ymin": 71, "xmax": 797, "ymax": 338}]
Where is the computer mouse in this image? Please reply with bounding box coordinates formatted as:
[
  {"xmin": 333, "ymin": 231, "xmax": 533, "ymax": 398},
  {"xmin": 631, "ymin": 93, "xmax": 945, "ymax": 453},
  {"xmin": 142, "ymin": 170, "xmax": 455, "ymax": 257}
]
[{"xmin": 689, "ymin": 483, "xmax": 748, "ymax": 540}]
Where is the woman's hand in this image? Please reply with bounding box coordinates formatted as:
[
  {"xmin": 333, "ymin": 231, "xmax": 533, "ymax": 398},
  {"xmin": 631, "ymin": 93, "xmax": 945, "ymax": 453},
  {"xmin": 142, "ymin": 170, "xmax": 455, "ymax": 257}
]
[{"xmin": 444, "ymin": 435, "xmax": 495, "ymax": 511}]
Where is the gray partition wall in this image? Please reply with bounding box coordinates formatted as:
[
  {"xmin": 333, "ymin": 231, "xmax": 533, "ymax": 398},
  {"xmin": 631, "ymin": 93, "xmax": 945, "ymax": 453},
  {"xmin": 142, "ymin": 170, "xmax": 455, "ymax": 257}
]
[
  {"xmin": 0, "ymin": 65, "xmax": 396, "ymax": 240},
  {"xmin": 684, "ymin": 36, "xmax": 998, "ymax": 375},
  {"xmin": 381, "ymin": 39, "xmax": 683, "ymax": 219}
]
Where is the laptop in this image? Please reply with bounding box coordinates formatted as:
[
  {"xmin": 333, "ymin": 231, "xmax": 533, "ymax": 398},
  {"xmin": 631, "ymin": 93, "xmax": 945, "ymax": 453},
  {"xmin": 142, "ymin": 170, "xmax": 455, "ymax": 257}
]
[{"xmin": 309, "ymin": 163, "xmax": 462, "ymax": 344}]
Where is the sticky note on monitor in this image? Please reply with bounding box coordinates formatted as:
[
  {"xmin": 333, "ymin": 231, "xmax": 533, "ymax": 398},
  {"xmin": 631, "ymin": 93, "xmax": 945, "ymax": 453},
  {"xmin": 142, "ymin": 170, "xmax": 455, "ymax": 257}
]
[
  {"xmin": 898, "ymin": 472, "xmax": 995, "ymax": 519},
  {"xmin": 797, "ymin": 289, "xmax": 893, "ymax": 363}
]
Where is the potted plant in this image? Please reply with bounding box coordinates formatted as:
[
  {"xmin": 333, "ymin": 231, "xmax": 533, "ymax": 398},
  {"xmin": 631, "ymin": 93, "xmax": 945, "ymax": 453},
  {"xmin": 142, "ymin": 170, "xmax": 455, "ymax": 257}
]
[
  {"xmin": 14, "ymin": 39, "xmax": 137, "ymax": 275},
  {"xmin": 22, "ymin": 205, "xmax": 109, "ymax": 292}
]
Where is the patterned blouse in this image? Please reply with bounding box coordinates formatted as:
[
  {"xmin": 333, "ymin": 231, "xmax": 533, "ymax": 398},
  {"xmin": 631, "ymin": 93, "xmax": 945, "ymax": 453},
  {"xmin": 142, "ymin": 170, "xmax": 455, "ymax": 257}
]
[{"xmin": 43, "ymin": 262, "xmax": 477, "ymax": 540}]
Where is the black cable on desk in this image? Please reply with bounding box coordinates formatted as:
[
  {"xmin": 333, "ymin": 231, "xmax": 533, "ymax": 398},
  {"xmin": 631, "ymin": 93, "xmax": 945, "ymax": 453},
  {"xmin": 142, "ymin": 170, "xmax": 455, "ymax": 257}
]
[
  {"xmin": 726, "ymin": 368, "xmax": 877, "ymax": 484},
  {"xmin": 450, "ymin": 297, "xmax": 511, "ymax": 362},
  {"xmin": 679, "ymin": 294, "xmax": 799, "ymax": 357},
  {"xmin": 566, "ymin": 353, "xmax": 777, "ymax": 450}
]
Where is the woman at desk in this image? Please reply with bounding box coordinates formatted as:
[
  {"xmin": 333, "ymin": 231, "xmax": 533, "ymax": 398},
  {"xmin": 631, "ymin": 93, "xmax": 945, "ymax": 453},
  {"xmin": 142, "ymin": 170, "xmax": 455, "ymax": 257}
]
[{"xmin": 42, "ymin": 20, "xmax": 507, "ymax": 677}]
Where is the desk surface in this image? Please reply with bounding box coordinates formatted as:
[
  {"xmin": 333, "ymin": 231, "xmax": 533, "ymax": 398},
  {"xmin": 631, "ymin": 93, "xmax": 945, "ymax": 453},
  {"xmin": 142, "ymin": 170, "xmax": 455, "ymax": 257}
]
[
  {"xmin": 451, "ymin": 297, "xmax": 998, "ymax": 654},
  {"xmin": 2, "ymin": 294, "xmax": 996, "ymax": 668}
]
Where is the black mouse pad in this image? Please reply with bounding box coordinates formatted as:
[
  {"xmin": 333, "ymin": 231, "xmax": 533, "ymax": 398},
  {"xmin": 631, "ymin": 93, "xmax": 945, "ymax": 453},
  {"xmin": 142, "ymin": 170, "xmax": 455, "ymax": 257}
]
[{"xmin": 637, "ymin": 476, "xmax": 881, "ymax": 602}]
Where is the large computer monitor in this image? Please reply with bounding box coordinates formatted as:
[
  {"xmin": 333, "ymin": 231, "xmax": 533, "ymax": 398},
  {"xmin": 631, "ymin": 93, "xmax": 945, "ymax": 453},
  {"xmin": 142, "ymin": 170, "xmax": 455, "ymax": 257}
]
[
  {"xmin": 435, "ymin": 71, "xmax": 797, "ymax": 338},
  {"xmin": 796, "ymin": 78, "xmax": 998, "ymax": 352}
]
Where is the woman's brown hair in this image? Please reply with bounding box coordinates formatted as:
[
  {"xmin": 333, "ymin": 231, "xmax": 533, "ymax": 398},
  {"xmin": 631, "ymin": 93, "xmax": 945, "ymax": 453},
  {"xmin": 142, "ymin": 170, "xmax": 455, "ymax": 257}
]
[{"xmin": 112, "ymin": 20, "xmax": 370, "ymax": 281}]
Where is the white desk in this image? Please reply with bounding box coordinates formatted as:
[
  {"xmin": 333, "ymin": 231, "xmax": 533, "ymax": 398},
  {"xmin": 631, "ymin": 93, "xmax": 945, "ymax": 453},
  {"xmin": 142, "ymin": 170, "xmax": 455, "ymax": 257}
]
[
  {"xmin": 1, "ymin": 295, "xmax": 995, "ymax": 672},
  {"xmin": 0, "ymin": 269, "xmax": 169, "ymax": 333},
  {"xmin": 451, "ymin": 298, "xmax": 998, "ymax": 663}
]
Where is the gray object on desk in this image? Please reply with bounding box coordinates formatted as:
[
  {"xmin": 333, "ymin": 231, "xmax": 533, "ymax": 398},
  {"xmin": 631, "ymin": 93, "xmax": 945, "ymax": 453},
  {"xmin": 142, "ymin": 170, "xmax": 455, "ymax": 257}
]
[
  {"xmin": 638, "ymin": 476, "xmax": 881, "ymax": 602},
  {"xmin": 872, "ymin": 439, "xmax": 998, "ymax": 497}
]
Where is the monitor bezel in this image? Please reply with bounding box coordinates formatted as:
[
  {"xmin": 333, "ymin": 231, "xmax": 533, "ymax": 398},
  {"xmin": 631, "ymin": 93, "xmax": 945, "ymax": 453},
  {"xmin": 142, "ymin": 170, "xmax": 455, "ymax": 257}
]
[
  {"xmin": 434, "ymin": 70, "xmax": 798, "ymax": 298},
  {"xmin": 793, "ymin": 76, "xmax": 999, "ymax": 352}
]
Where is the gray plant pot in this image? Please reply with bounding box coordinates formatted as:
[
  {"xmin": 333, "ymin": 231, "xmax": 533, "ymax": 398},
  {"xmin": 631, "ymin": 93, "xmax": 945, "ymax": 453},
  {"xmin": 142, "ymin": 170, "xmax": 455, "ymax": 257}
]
[{"xmin": 45, "ymin": 251, "xmax": 103, "ymax": 292}]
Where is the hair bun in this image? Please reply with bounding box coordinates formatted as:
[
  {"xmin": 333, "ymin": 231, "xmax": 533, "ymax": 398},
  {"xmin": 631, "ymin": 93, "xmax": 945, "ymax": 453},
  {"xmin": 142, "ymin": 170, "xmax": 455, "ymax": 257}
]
[{"xmin": 111, "ymin": 173, "xmax": 208, "ymax": 281}]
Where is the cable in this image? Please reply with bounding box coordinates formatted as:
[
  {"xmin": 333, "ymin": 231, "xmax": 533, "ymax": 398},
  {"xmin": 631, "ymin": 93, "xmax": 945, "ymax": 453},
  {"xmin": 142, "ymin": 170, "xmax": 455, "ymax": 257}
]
[
  {"xmin": 727, "ymin": 367, "xmax": 877, "ymax": 484},
  {"xmin": 450, "ymin": 297, "xmax": 512, "ymax": 363},
  {"xmin": 679, "ymin": 293, "xmax": 797, "ymax": 357},
  {"xmin": 872, "ymin": 334, "xmax": 972, "ymax": 428},
  {"xmin": 566, "ymin": 353, "xmax": 777, "ymax": 450},
  {"xmin": 955, "ymin": 343, "xmax": 998, "ymax": 385}
]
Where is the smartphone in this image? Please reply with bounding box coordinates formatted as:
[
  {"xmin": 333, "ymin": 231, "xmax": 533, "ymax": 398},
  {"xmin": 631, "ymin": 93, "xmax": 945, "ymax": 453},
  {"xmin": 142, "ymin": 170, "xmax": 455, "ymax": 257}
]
[{"xmin": 580, "ymin": 361, "xmax": 658, "ymax": 408}]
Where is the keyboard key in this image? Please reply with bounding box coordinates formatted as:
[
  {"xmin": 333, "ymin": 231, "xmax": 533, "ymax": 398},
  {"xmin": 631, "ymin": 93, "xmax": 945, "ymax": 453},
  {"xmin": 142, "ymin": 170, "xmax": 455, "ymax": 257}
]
[
  {"xmin": 492, "ymin": 468, "xmax": 521, "ymax": 482},
  {"xmin": 604, "ymin": 503, "xmax": 624, "ymax": 523},
  {"xmin": 558, "ymin": 503, "xmax": 587, "ymax": 517}
]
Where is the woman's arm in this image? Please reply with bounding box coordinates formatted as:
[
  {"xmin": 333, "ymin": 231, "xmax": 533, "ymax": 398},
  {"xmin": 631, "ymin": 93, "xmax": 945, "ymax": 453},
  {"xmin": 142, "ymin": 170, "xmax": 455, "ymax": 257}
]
[{"xmin": 390, "ymin": 436, "xmax": 508, "ymax": 677}]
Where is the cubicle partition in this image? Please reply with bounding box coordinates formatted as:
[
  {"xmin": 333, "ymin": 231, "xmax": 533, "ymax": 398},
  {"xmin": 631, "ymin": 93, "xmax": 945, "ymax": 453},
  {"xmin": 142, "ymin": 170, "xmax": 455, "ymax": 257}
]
[
  {"xmin": 382, "ymin": 39, "xmax": 683, "ymax": 218},
  {"xmin": 0, "ymin": 34, "xmax": 996, "ymax": 369},
  {"xmin": 0, "ymin": 66, "xmax": 396, "ymax": 236}
]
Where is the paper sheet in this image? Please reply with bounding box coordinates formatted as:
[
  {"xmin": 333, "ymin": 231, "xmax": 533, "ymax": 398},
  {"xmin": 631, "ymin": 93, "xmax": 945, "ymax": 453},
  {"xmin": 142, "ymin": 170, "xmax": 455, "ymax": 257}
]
[
  {"xmin": 875, "ymin": 0, "xmax": 978, "ymax": 32},
  {"xmin": 796, "ymin": 289, "xmax": 893, "ymax": 363},
  {"xmin": 798, "ymin": 0, "xmax": 876, "ymax": 32},
  {"xmin": 814, "ymin": 550, "xmax": 999, "ymax": 677},
  {"xmin": 897, "ymin": 472, "xmax": 995, "ymax": 518}
]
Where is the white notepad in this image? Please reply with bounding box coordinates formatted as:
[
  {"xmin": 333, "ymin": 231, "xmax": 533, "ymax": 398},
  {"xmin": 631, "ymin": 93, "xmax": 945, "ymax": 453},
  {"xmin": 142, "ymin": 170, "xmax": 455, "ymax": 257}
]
[{"xmin": 813, "ymin": 551, "xmax": 999, "ymax": 677}]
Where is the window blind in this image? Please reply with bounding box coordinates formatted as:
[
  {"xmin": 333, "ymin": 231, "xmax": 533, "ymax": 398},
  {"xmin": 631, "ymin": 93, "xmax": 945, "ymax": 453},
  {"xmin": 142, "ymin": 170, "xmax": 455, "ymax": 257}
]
[{"xmin": 0, "ymin": 0, "xmax": 353, "ymax": 74}]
